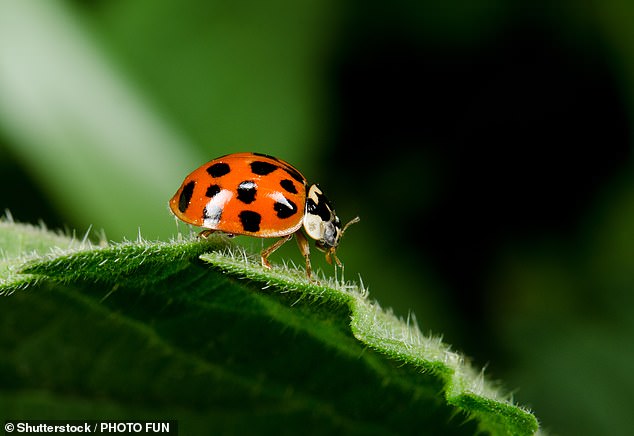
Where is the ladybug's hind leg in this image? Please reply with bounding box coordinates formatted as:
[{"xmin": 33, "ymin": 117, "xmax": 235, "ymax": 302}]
[
  {"xmin": 198, "ymin": 229, "xmax": 216, "ymax": 239},
  {"xmin": 261, "ymin": 234, "xmax": 293, "ymax": 270},
  {"xmin": 199, "ymin": 229, "xmax": 235, "ymax": 239}
]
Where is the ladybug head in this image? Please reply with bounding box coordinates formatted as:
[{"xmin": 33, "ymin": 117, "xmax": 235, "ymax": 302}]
[{"xmin": 303, "ymin": 184, "xmax": 360, "ymax": 266}]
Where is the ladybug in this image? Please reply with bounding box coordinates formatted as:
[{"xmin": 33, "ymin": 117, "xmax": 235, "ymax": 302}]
[{"xmin": 169, "ymin": 152, "xmax": 359, "ymax": 279}]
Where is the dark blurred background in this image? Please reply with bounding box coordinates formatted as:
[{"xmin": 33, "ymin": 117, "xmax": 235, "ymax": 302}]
[{"xmin": 1, "ymin": 1, "xmax": 633, "ymax": 434}]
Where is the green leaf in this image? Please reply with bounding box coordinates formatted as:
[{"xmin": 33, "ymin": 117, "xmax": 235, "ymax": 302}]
[
  {"xmin": 0, "ymin": 215, "xmax": 89, "ymax": 292},
  {"xmin": 0, "ymin": 220, "xmax": 540, "ymax": 435}
]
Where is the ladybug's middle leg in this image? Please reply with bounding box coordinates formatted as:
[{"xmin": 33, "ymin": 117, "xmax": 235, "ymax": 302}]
[
  {"xmin": 261, "ymin": 234, "xmax": 293, "ymax": 270},
  {"xmin": 294, "ymin": 230, "xmax": 312, "ymax": 280}
]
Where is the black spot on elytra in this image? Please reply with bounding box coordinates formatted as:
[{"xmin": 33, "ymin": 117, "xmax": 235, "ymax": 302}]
[
  {"xmin": 237, "ymin": 180, "xmax": 257, "ymax": 204},
  {"xmin": 306, "ymin": 197, "xmax": 331, "ymax": 222},
  {"xmin": 178, "ymin": 181, "xmax": 195, "ymax": 213},
  {"xmin": 239, "ymin": 210, "xmax": 262, "ymax": 232},
  {"xmin": 206, "ymin": 184, "xmax": 221, "ymax": 198},
  {"xmin": 274, "ymin": 198, "xmax": 298, "ymax": 219},
  {"xmin": 280, "ymin": 179, "xmax": 297, "ymax": 194},
  {"xmin": 207, "ymin": 162, "xmax": 230, "ymax": 178},
  {"xmin": 250, "ymin": 160, "xmax": 278, "ymax": 176}
]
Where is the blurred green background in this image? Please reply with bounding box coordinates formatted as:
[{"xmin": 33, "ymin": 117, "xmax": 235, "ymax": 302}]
[{"xmin": 1, "ymin": 1, "xmax": 634, "ymax": 434}]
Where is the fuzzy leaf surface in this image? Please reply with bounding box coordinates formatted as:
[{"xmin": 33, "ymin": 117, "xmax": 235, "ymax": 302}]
[{"xmin": 0, "ymin": 221, "xmax": 539, "ymax": 435}]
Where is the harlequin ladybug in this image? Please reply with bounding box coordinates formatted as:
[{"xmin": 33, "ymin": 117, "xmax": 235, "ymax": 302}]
[{"xmin": 169, "ymin": 152, "xmax": 359, "ymax": 279}]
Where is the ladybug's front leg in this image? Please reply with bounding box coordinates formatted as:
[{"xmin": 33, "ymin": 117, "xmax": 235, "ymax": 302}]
[
  {"xmin": 261, "ymin": 234, "xmax": 293, "ymax": 270},
  {"xmin": 294, "ymin": 230, "xmax": 312, "ymax": 280}
]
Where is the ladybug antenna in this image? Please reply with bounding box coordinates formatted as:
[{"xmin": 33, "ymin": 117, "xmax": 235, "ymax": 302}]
[{"xmin": 341, "ymin": 216, "xmax": 360, "ymax": 236}]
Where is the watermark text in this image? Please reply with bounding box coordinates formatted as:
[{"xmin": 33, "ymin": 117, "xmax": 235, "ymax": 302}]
[{"xmin": 4, "ymin": 421, "xmax": 177, "ymax": 435}]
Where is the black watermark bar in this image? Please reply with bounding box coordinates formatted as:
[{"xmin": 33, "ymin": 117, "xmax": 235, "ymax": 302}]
[{"xmin": 4, "ymin": 421, "xmax": 177, "ymax": 435}]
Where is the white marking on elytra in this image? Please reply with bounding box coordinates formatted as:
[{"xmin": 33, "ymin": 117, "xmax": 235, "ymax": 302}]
[
  {"xmin": 239, "ymin": 180, "xmax": 256, "ymax": 190},
  {"xmin": 203, "ymin": 189, "xmax": 233, "ymax": 227},
  {"xmin": 268, "ymin": 192, "xmax": 294, "ymax": 210}
]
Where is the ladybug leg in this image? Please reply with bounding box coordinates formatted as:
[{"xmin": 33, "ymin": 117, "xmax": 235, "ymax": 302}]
[
  {"xmin": 294, "ymin": 230, "xmax": 313, "ymax": 280},
  {"xmin": 198, "ymin": 229, "xmax": 216, "ymax": 239},
  {"xmin": 199, "ymin": 230, "xmax": 235, "ymax": 239},
  {"xmin": 261, "ymin": 234, "xmax": 293, "ymax": 270}
]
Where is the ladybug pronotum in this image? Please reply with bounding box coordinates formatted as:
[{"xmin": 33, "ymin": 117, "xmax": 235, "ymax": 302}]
[{"xmin": 169, "ymin": 152, "xmax": 359, "ymax": 279}]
